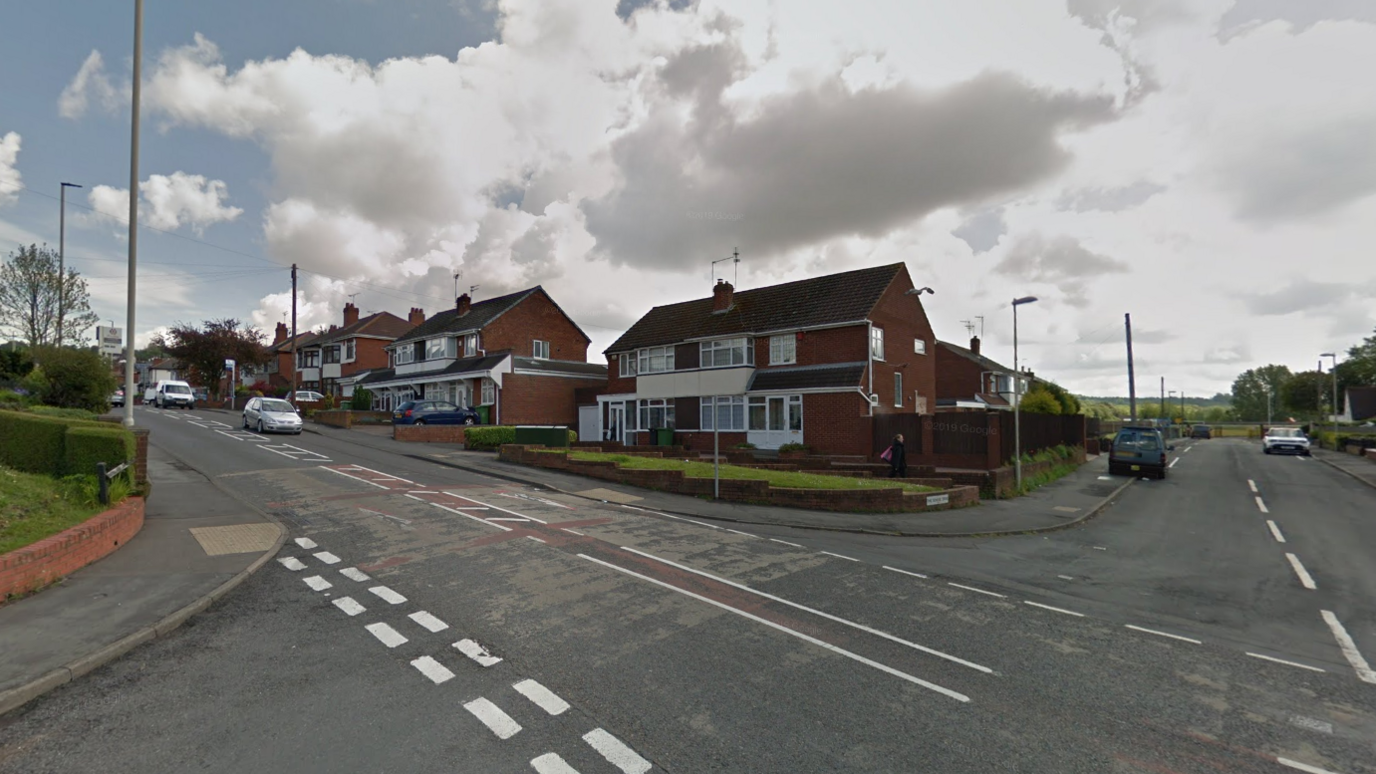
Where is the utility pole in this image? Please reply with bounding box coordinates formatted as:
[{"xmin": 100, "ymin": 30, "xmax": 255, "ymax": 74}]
[
  {"xmin": 58, "ymin": 181, "xmax": 83, "ymax": 345},
  {"xmin": 1160, "ymin": 376, "xmax": 1165, "ymax": 424},
  {"xmin": 121, "ymin": 0, "xmax": 143, "ymax": 429},
  {"xmin": 1125, "ymin": 313, "xmax": 1137, "ymax": 422},
  {"xmin": 290, "ymin": 263, "xmax": 298, "ymax": 406},
  {"xmin": 1321, "ymin": 352, "xmax": 1338, "ymax": 449}
]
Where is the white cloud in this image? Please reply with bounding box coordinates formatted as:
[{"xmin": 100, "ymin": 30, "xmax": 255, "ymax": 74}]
[
  {"xmin": 0, "ymin": 132, "xmax": 21, "ymax": 205},
  {"xmin": 87, "ymin": 171, "xmax": 243, "ymax": 234},
  {"xmin": 59, "ymin": 50, "xmax": 124, "ymax": 119}
]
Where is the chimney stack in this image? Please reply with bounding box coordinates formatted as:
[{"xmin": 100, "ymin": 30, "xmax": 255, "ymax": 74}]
[
  {"xmin": 456, "ymin": 294, "xmax": 471, "ymax": 316},
  {"xmin": 274, "ymin": 322, "xmax": 288, "ymax": 345},
  {"xmin": 712, "ymin": 280, "xmax": 734, "ymax": 312},
  {"xmin": 408, "ymin": 307, "xmax": 425, "ymax": 326},
  {"xmin": 343, "ymin": 302, "xmax": 359, "ymax": 327},
  {"xmin": 970, "ymin": 336, "xmax": 981, "ymax": 355}
]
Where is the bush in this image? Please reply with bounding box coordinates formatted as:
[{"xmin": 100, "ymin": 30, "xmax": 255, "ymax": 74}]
[
  {"xmin": 0, "ymin": 410, "xmax": 72, "ymax": 474},
  {"xmin": 62, "ymin": 425, "xmax": 135, "ymax": 481},
  {"xmin": 0, "ymin": 388, "xmax": 31, "ymax": 411},
  {"xmin": 0, "ymin": 347, "xmax": 34, "ymax": 383},
  {"xmin": 27, "ymin": 348, "xmax": 117, "ymax": 412},
  {"xmin": 28, "ymin": 405, "xmax": 99, "ymax": 421},
  {"xmin": 777, "ymin": 442, "xmax": 811, "ymax": 453},
  {"xmin": 733, "ymin": 442, "xmax": 757, "ymax": 449},
  {"xmin": 350, "ymin": 387, "xmax": 373, "ymax": 411},
  {"xmin": 463, "ymin": 426, "xmax": 576, "ymax": 450},
  {"xmin": 1019, "ymin": 390, "xmax": 1063, "ymax": 415}
]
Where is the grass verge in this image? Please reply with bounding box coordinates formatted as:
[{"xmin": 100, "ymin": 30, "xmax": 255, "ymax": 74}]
[
  {"xmin": 0, "ymin": 466, "xmax": 119, "ymax": 554},
  {"xmin": 566, "ymin": 451, "xmax": 939, "ymax": 493},
  {"xmin": 1012, "ymin": 445, "xmax": 1081, "ymax": 496}
]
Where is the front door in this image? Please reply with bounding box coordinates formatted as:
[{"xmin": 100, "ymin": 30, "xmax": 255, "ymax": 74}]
[
  {"xmin": 747, "ymin": 395, "xmax": 804, "ymax": 449},
  {"xmin": 606, "ymin": 403, "xmax": 627, "ymax": 445}
]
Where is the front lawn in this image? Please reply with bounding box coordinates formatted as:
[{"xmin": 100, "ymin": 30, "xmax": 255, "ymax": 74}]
[
  {"xmin": 0, "ymin": 466, "xmax": 107, "ymax": 554},
  {"xmin": 567, "ymin": 452, "xmax": 939, "ymax": 493}
]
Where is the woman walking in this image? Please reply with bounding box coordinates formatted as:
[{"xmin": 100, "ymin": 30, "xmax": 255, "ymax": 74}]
[{"xmin": 886, "ymin": 433, "xmax": 907, "ymax": 478}]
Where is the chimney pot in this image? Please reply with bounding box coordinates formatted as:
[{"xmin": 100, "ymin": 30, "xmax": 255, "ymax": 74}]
[
  {"xmin": 712, "ymin": 280, "xmax": 734, "ymax": 312},
  {"xmin": 408, "ymin": 307, "xmax": 425, "ymax": 326},
  {"xmin": 970, "ymin": 336, "xmax": 981, "ymax": 355},
  {"xmin": 274, "ymin": 322, "xmax": 288, "ymax": 345},
  {"xmin": 457, "ymin": 294, "xmax": 471, "ymax": 316},
  {"xmin": 343, "ymin": 302, "xmax": 359, "ymax": 327}
]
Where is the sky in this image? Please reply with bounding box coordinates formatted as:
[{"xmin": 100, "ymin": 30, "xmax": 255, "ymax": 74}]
[{"xmin": 2, "ymin": 0, "xmax": 1374, "ymax": 398}]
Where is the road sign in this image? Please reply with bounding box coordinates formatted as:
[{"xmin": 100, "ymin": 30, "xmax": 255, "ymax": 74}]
[
  {"xmin": 224, "ymin": 358, "xmax": 236, "ymax": 370},
  {"xmin": 95, "ymin": 326, "xmax": 123, "ymax": 355}
]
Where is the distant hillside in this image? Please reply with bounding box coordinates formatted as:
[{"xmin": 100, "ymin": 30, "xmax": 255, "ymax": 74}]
[{"xmin": 1078, "ymin": 393, "xmax": 1232, "ymax": 408}]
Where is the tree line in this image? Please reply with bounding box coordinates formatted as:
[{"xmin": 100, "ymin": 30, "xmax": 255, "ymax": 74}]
[{"xmin": 1228, "ymin": 328, "xmax": 1376, "ymax": 422}]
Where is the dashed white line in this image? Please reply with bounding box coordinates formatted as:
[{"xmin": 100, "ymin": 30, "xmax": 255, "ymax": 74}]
[
  {"xmin": 525, "ymin": 536, "xmax": 547, "ymax": 544},
  {"xmin": 579, "ymin": 553, "xmax": 970, "ymax": 702},
  {"xmin": 408, "ymin": 611, "xmax": 449, "ymax": 633},
  {"xmin": 1321, "ymin": 609, "xmax": 1376, "ymax": 683},
  {"xmin": 1057, "ymin": 575, "xmax": 1074, "ymax": 581},
  {"xmin": 769, "ymin": 538, "xmax": 803, "ymax": 548},
  {"xmin": 1255, "ymin": 496, "xmax": 1270, "ymax": 514},
  {"xmin": 365, "ymin": 622, "xmax": 408, "ymax": 648},
  {"xmin": 464, "ymin": 697, "xmax": 522, "ymax": 740},
  {"xmin": 318, "ymin": 465, "xmax": 389, "ymax": 489},
  {"xmin": 883, "ymin": 565, "xmax": 928, "ymax": 579},
  {"xmin": 369, "ymin": 585, "xmax": 408, "ymax": 605},
  {"xmin": 1267, "ymin": 520, "xmax": 1287, "ymax": 543},
  {"xmin": 454, "ymin": 638, "xmax": 503, "ymax": 667},
  {"xmin": 410, "ymin": 656, "xmax": 456, "ymax": 685},
  {"xmin": 948, "ymin": 582, "xmax": 1005, "ymax": 599},
  {"xmin": 487, "ymin": 517, "xmax": 530, "ymax": 522},
  {"xmin": 1023, "ymin": 600, "xmax": 1084, "ymax": 617},
  {"xmin": 340, "ymin": 567, "xmax": 370, "ymax": 582},
  {"xmin": 347, "ymin": 464, "xmax": 415, "ymax": 484},
  {"xmin": 332, "ymin": 597, "xmax": 366, "ymax": 616},
  {"xmin": 1246, "ymin": 652, "xmax": 1327, "ymax": 673},
  {"xmin": 724, "ymin": 528, "xmax": 758, "ymax": 538},
  {"xmin": 429, "ymin": 501, "xmax": 512, "ymax": 532},
  {"xmin": 409, "ymin": 490, "xmax": 439, "ymax": 494},
  {"xmin": 1168, "ymin": 458, "xmax": 1179, "ymax": 468},
  {"xmin": 294, "ymin": 537, "xmax": 318, "ymax": 549},
  {"xmin": 620, "ymin": 546, "xmax": 990, "ymax": 674},
  {"xmin": 1285, "ymin": 553, "xmax": 1317, "ymax": 590},
  {"xmin": 303, "ymin": 575, "xmax": 332, "ymax": 592},
  {"xmin": 278, "ymin": 557, "xmax": 306, "ymax": 571},
  {"xmin": 444, "ymin": 491, "xmax": 548, "ymax": 524},
  {"xmin": 313, "ymin": 551, "xmax": 342, "ymax": 565},
  {"xmin": 686, "ymin": 519, "xmax": 721, "ymax": 530},
  {"xmin": 1277, "ymin": 757, "xmax": 1342, "ymax": 774},
  {"xmin": 1248, "ymin": 479, "xmax": 1258, "ymax": 493},
  {"xmin": 583, "ymin": 728, "xmax": 652, "ymax": 774},
  {"xmin": 820, "ymin": 551, "xmax": 858, "ymax": 562},
  {"xmin": 531, "ymin": 753, "xmax": 581, "ymax": 774},
  {"xmin": 562, "ymin": 528, "xmax": 585, "ymax": 536},
  {"xmin": 1125, "ymin": 625, "xmax": 1201, "ymax": 644},
  {"xmin": 513, "ymin": 679, "xmax": 570, "ymax": 716}
]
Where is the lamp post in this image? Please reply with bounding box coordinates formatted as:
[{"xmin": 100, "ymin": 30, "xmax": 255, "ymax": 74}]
[
  {"xmin": 58, "ymin": 181, "xmax": 83, "ymax": 345},
  {"xmin": 122, "ymin": 0, "xmax": 143, "ymax": 428},
  {"xmin": 1012, "ymin": 296, "xmax": 1038, "ymax": 491},
  {"xmin": 1321, "ymin": 352, "xmax": 1338, "ymax": 449}
]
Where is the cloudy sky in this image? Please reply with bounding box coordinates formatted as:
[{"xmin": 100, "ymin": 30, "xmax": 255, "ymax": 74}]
[{"xmin": 3, "ymin": 0, "xmax": 1374, "ymax": 397}]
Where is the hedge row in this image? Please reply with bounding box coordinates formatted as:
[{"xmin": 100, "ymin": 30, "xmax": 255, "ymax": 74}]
[
  {"xmin": 464, "ymin": 426, "xmax": 577, "ymax": 450},
  {"xmin": 0, "ymin": 410, "xmax": 134, "ymax": 477}
]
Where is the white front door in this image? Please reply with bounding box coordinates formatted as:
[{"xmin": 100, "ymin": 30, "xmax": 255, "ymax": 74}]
[
  {"xmin": 747, "ymin": 395, "xmax": 804, "ymax": 449},
  {"xmin": 606, "ymin": 404, "xmax": 627, "ymax": 445}
]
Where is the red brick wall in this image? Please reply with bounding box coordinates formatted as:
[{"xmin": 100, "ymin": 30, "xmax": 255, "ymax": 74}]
[
  {"xmin": 482, "ymin": 290, "xmax": 590, "ymax": 362},
  {"xmin": 867, "ymin": 272, "xmax": 937, "ymax": 416},
  {"xmin": 803, "ymin": 392, "xmax": 873, "ymax": 456},
  {"xmin": 0, "ymin": 498, "xmax": 145, "ymax": 601},
  {"xmin": 605, "ymin": 357, "xmax": 636, "ymax": 395},
  {"xmin": 935, "ymin": 344, "xmax": 986, "ymax": 404},
  {"xmin": 394, "ymin": 425, "xmax": 468, "ymax": 443},
  {"xmin": 500, "ymin": 373, "xmax": 606, "ymax": 426},
  {"xmin": 346, "ymin": 336, "xmax": 394, "ymax": 376}
]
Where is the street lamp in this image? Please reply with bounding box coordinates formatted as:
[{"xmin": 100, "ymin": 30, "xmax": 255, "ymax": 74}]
[
  {"xmin": 1012, "ymin": 296, "xmax": 1038, "ymax": 491},
  {"xmin": 905, "ymin": 287, "xmax": 935, "ymax": 296},
  {"xmin": 1321, "ymin": 352, "xmax": 1338, "ymax": 449},
  {"xmin": 58, "ymin": 181, "xmax": 83, "ymax": 345}
]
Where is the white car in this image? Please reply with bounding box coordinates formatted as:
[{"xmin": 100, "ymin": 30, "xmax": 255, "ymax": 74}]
[
  {"xmin": 1263, "ymin": 427, "xmax": 1311, "ymax": 456},
  {"xmin": 243, "ymin": 397, "xmax": 304, "ymax": 435}
]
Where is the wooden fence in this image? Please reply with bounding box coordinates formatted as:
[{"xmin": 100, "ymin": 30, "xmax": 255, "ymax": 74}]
[{"xmin": 871, "ymin": 411, "xmax": 1086, "ymax": 470}]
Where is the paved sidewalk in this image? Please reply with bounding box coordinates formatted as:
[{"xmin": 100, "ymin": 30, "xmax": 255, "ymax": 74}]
[
  {"xmin": 1313, "ymin": 447, "xmax": 1376, "ymax": 490},
  {"xmin": 0, "ymin": 444, "xmax": 284, "ymax": 716},
  {"xmin": 300, "ymin": 421, "xmax": 1135, "ymax": 537}
]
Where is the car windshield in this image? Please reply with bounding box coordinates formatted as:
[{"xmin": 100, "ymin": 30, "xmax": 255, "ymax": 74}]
[
  {"xmin": 262, "ymin": 399, "xmax": 295, "ymax": 413},
  {"xmin": 1270, "ymin": 428, "xmax": 1302, "ymax": 438},
  {"xmin": 166, "ymin": 385, "xmax": 192, "ymax": 394},
  {"xmin": 1115, "ymin": 430, "xmax": 1160, "ymax": 451}
]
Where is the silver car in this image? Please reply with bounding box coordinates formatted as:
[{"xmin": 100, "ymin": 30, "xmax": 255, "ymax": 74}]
[{"xmin": 243, "ymin": 397, "xmax": 304, "ymax": 435}]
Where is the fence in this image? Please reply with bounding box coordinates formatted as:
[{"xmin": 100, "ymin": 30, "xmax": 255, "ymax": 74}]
[
  {"xmin": 999, "ymin": 412, "xmax": 1086, "ymax": 463},
  {"xmin": 871, "ymin": 414, "xmax": 923, "ymax": 455},
  {"xmin": 871, "ymin": 411, "xmax": 1086, "ymax": 470},
  {"xmin": 931, "ymin": 414, "xmax": 990, "ymax": 456}
]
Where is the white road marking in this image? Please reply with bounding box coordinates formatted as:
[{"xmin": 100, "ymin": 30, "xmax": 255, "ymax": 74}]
[
  {"xmin": 1097, "ymin": 475, "xmax": 1112, "ymax": 480},
  {"xmin": 583, "ymin": 728, "xmax": 652, "ymax": 774},
  {"xmin": 769, "ymin": 538, "xmax": 803, "ymax": 548},
  {"xmin": 525, "ymin": 536, "xmax": 547, "ymax": 544},
  {"xmin": 410, "ymin": 656, "xmax": 456, "ymax": 685},
  {"xmin": 725, "ymin": 528, "xmax": 758, "ymax": 538},
  {"xmin": 1057, "ymin": 575, "xmax": 1074, "ymax": 581},
  {"xmin": 1093, "ymin": 546, "xmax": 1107, "ymax": 551},
  {"xmin": 332, "ymin": 597, "xmax": 366, "ymax": 616},
  {"xmin": 1246, "ymin": 652, "xmax": 1327, "ymax": 673},
  {"xmin": 403, "ymin": 494, "xmax": 428, "ymax": 502},
  {"xmin": 513, "ymin": 679, "xmax": 570, "ymax": 716},
  {"xmin": 313, "ymin": 551, "xmax": 342, "ymax": 565},
  {"xmin": 488, "ymin": 517, "xmax": 531, "ymax": 522},
  {"xmin": 686, "ymin": 519, "xmax": 721, "ymax": 530},
  {"xmin": 621, "ymin": 546, "xmax": 991, "ymax": 674},
  {"xmin": 340, "ymin": 567, "xmax": 370, "ymax": 582},
  {"xmin": 1182, "ymin": 446, "xmax": 1192, "ymax": 453},
  {"xmin": 1277, "ymin": 757, "xmax": 1342, "ymax": 774},
  {"xmin": 1125, "ymin": 625, "xmax": 1201, "ymax": 644},
  {"xmin": 1255, "ymin": 496, "xmax": 1270, "ymax": 514},
  {"xmin": 430, "ymin": 501, "xmax": 513, "ymax": 531},
  {"xmin": 409, "ymin": 490, "xmax": 439, "ymax": 494},
  {"xmin": 1168, "ymin": 458, "xmax": 1179, "ymax": 468},
  {"xmin": 1289, "ymin": 715, "xmax": 1334, "ymax": 735},
  {"xmin": 1023, "ymin": 600, "xmax": 1084, "ymax": 617},
  {"xmin": 579, "ymin": 554, "xmax": 970, "ymax": 702},
  {"xmin": 261, "ymin": 443, "xmax": 331, "ymax": 462},
  {"xmin": 408, "ymin": 611, "xmax": 449, "ymax": 633},
  {"xmin": 1248, "ymin": 479, "xmax": 1258, "ymax": 493},
  {"xmin": 369, "ymin": 586, "xmax": 408, "ymax": 605},
  {"xmin": 365, "ymin": 622, "xmax": 408, "ymax": 648},
  {"xmin": 358, "ymin": 508, "xmax": 412, "ymax": 527},
  {"xmin": 1295, "ymin": 455, "xmax": 1308, "ymax": 461},
  {"xmin": 948, "ymin": 582, "xmax": 1006, "ymax": 599},
  {"xmin": 454, "ymin": 638, "xmax": 503, "ymax": 667},
  {"xmin": 189, "ymin": 421, "xmax": 209, "ymax": 428},
  {"xmin": 318, "ymin": 465, "xmax": 389, "ymax": 489},
  {"xmin": 1267, "ymin": 520, "xmax": 1287, "ymax": 543},
  {"xmin": 278, "ymin": 557, "xmax": 306, "ymax": 571},
  {"xmin": 531, "ymin": 753, "xmax": 581, "ymax": 774},
  {"xmin": 464, "ymin": 697, "xmax": 522, "ymax": 739},
  {"xmin": 346, "ymin": 464, "xmax": 415, "ymax": 483},
  {"xmin": 294, "ymin": 537, "xmax": 317, "ymax": 549},
  {"xmin": 1285, "ymin": 553, "xmax": 1317, "ymax": 589},
  {"xmin": 1321, "ymin": 609, "xmax": 1376, "ymax": 683},
  {"xmin": 303, "ymin": 575, "xmax": 333, "ymax": 592},
  {"xmin": 883, "ymin": 565, "xmax": 928, "ymax": 579},
  {"xmin": 562, "ymin": 528, "xmax": 585, "ymax": 536},
  {"xmin": 444, "ymin": 491, "xmax": 548, "ymax": 524},
  {"xmin": 820, "ymin": 551, "xmax": 858, "ymax": 561}
]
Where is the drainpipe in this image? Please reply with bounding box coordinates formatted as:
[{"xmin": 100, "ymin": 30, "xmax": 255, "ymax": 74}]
[{"xmin": 866, "ymin": 321, "xmax": 874, "ymax": 417}]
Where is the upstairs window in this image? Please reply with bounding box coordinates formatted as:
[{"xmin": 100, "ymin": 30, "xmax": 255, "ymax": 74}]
[
  {"xmin": 913, "ymin": 338, "xmax": 926, "ymax": 355},
  {"xmin": 464, "ymin": 334, "xmax": 478, "ymax": 357},
  {"xmin": 323, "ymin": 345, "xmax": 340, "ymax": 364},
  {"xmin": 533, "ymin": 340, "xmax": 550, "ymax": 360},
  {"xmin": 394, "ymin": 346, "xmax": 414, "ymax": 366},
  {"xmin": 297, "ymin": 349, "xmax": 320, "ymax": 368},
  {"xmin": 637, "ymin": 346, "xmax": 675, "ymax": 374},
  {"xmin": 769, "ymin": 335, "xmax": 796, "ymax": 365},
  {"xmin": 618, "ymin": 353, "xmax": 637, "ymax": 378},
  {"xmin": 700, "ymin": 338, "xmax": 753, "ymax": 368},
  {"xmin": 345, "ymin": 340, "xmax": 356, "ymax": 361},
  {"xmin": 870, "ymin": 327, "xmax": 885, "ymax": 361},
  {"xmin": 426, "ymin": 338, "xmax": 448, "ymax": 361}
]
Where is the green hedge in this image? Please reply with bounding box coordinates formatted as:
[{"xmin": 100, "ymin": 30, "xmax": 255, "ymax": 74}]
[
  {"xmin": 464, "ymin": 426, "xmax": 577, "ymax": 450},
  {"xmin": 63, "ymin": 426, "xmax": 135, "ymax": 480},
  {"xmin": 0, "ymin": 410, "xmax": 71, "ymax": 474}
]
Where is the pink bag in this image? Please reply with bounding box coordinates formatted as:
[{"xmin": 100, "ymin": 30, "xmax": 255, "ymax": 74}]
[{"xmin": 880, "ymin": 445, "xmax": 893, "ymax": 462}]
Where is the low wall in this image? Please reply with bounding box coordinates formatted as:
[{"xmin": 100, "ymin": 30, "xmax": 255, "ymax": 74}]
[
  {"xmin": 314, "ymin": 410, "xmax": 393, "ymax": 429},
  {"xmin": 0, "ymin": 497, "xmax": 146, "ymax": 602},
  {"xmin": 394, "ymin": 424, "xmax": 468, "ymax": 443},
  {"xmin": 501, "ymin": 445, "xmax": 979, "ymax": 514}
]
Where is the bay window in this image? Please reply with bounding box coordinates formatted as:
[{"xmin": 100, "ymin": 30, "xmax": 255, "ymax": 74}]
[
  {"xmin": 700, "ymin": 337, "xmax": 753, "ymax": 368},
  {"xmin": 393, "ymin": 346, "xmax": 414, "ymax": 366},
  {"xmin": 700, "ymin": 396, "xmax": 746, "ymax": 431}
]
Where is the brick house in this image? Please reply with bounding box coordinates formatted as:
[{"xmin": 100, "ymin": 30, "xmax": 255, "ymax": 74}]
[
  {"xmin": 934, "ymin": 337, "xmax": 1028, "ymax": 411},
  {"xmin": 295, "ymin": 304, "xmax": 422, "ymax": 399},
  {"xmin": 358, "ymin": 287, "xmax": 606, "ymax": 424},
  {"xmin": 264, "ymin": 325, "xmax": 319, "ymax": 393},
  {"xmin": 599, "ymin": 263, "xmax": 936, "ymax": 456}
]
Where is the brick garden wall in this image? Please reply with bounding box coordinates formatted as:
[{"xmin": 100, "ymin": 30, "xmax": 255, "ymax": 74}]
[
  {"xmin": 394, "ymin": 425, "xmax": 468, "ymax": 443},
  {"xmin": 0, "ymin": 497, "xmax": 146, "ymax": 602}
]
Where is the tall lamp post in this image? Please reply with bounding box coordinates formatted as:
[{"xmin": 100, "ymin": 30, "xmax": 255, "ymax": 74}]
[
  {"xmin": 122, "ymin": 0, "xmax": 144, "ymax": 428},
  {"xmin": 1321, "ymin": 352, "xmax": 1338, "ymax": 449},
  {"xmin": 1012, "ymin": 295, "xmax": 1038, "ymax": 491},
  {"xmin": 58, "ymin": 181, "xmax": 83, "ymax": 345}
]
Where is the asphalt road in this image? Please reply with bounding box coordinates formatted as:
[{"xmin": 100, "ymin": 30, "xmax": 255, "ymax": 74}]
[{"xmin": 1, "ymin": 410, "xmax": 1373, "ymax": 773}]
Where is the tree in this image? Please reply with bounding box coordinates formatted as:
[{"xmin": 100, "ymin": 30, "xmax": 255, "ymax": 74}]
[
  {"xmin": 1038, "ymin": 381, "xmax": 1080, "ymax": 415},
  {"xmin": 28, "ymin": 346, "xmax": 117, "ymax": 411},
  {"xmin": 1020, "ymin": 388, "xmax": 1062, "ymax": 414},
  {"xmin": 1230, "ymin": 364, "xmax": 1292, "ymax": 421},
  {"xmin": 0, "ymin": 244, "xmax": 100, "ymax": 347},
  {"xmin": 1333, "ymin": 328, "xmax": 1376, "ymax": 398},
  {"xmin": 1282, "ymin": 370, "xmax": 1328, "ymax": 417},
  {"xmin": 0, "ymin": 345, "xmax": 33, "ymax": 384},
  {"xmin": 153, "ymin": 319, "xmax": 268, "ymax": 390}
]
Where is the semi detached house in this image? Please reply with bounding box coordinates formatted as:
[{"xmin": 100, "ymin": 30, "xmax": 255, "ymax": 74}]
[
  {"xmin": 359, "ymin": 287, "xmax": 605, "ymax": 425},
  {"xmin": 599, "ymin": 263, "xmax": 936, "ymax": 455}
]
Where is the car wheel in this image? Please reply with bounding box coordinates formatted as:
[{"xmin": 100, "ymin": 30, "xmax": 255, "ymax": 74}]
[
  {"xmin": 243, "ymin": 416, "xmax": 249, "ymax": 429},
  {"xmin": 414, "ymin": 418, "xmax": 425, "ymax": 426},
  {"xmin": 464, "ymin": 417, "xmax": 475, "ymax": 426},
  {"xmin": 1263, "ymin": 448, "xmax": 1271, "ymax": 454},
  {"xmin": 257, "ymin": 419, "xmax": 265, "ymax": 434}
]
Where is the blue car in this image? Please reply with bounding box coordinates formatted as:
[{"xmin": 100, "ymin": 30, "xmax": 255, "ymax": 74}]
[{"xmin": 392, "ymin": 400, "xmax": 480, "ymax": 426}]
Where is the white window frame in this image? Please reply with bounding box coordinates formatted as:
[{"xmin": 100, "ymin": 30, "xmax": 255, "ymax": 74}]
[
  {"xmin": 344, "ymin": 339, "xmax": 356, "ymax": 362},
  {"xmin": 769, "ymin": 334, "xmax": 796, "ymax": 366},
  {"xmin": 894, "ymin": 372, "xmax": 903, "ymax": 407},
  {"xmin": 870, "ymin": 327, "xmax": 885, "ymax": 361},
  {"xmin": 394, "ymin": 346, "xmax": 414, "ymax": 365},
  {"xmin": 700, "ymin": 338, "xmax": 753, "ymax": 368},
  {"xmin": 637, "ymin": 346, "xmax": 675, "ymax": 374},
  {"xmin": 700, "ymin": 396, "xmax": 746, "ymax": 431},
  {"xmin": 533, "ymin": 340, "xmax": 550, "ymax": 360},
  {"xmin": 480, "ymin": 378, "xmax": 496, "ymax": 405},
  {"xmin": 464, "ymin": 334, "xmax": 478, "ymax": 357},
  {"xmin": 913, "ymin": 338, "xmax": 926, "ymax": 355},
  {"xmin": 617, "ymin": 353, "xmax": 637, "ymax": 378},
  {"xmin": 426, "ymin": 338, "xmax": 448, "ymax": 361},
  {"xmin": 637, "ymin": 398, "xmax": 675, "ymax": 429}
]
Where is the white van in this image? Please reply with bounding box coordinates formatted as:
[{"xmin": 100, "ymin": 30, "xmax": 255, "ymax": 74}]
[{"xmin": 148, "ymin": 380, "xmax": 196, "ymax": 409}]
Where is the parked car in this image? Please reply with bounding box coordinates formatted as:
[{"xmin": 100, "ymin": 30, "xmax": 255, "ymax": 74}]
[
  {"xmin": 149, "ymin": 380, "xmax": 196, "ymax": 409},
  {"xmin": 288, "ymin": 390, "xmax": 326, "ymax": 406},
  {"xmin": 110, "ymin": 389, "xmax": 125, "ymax": 408},
  {"xmin": 243, "ymin": 396, "xmax": 303, "ymax": 434},
  {"xmin": 392, "ymin": 400, "xmax": 480, "ymax": 426},
  {"xmin": 1263, "ymin": 427, "xmax": 1311, "ymax": 455},
  {"xmin": 1190, "ymin": 424, "xmax": 1212, "ymax": 439},
  {"xmin": 1108, "ymin": 426, "xmax": 1173, "ymax": 479}
]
